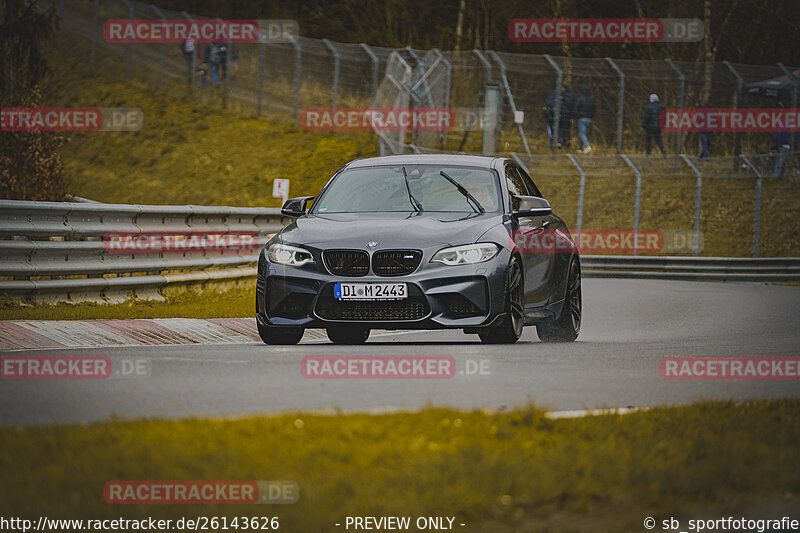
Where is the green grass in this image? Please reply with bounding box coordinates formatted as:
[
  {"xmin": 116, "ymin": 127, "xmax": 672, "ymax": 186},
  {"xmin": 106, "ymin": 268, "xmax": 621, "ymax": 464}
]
[
  {"xmin": 0, "ymin": 284, "xmax": 253, "ymax": 320},
  {"xmin": 0, "ymin": 400, "xmax": 798, "ymax": 532},
  {"xmin": 46, "ymin": 59, "xmax": 377, "ymax": 207}
]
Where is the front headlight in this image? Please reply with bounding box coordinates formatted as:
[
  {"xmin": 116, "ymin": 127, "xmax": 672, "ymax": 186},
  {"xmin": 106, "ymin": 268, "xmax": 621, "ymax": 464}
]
[
  {"xmin": 431, "ymin": 243, "xmax": 500, "ymax": 266},
  {"xmin": 267, "ymin": 243, "xmax": 315, "ymax": 266}
]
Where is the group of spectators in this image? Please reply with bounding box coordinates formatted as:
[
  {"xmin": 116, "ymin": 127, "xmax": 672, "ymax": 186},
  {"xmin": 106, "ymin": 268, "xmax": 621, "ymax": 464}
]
[
  {"xmin": 543, "ymin": 85, "xmax": 596, "ymax": 153},
  {"xmin": 545, "ymin": 85, "xmax": 673, "ymax": 157},
  {"xmin": 179, "ymin": 39, "xmax": 235, "ymax": 87}
]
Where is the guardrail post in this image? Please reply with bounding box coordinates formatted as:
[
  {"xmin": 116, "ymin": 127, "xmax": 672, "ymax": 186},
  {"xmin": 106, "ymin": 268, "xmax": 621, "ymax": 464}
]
[
  {"xmin": 489, "ymin": 50, "xmax": 532, "ymax": 163},
  {"xmin": 740, "ymin": 155, "xmax": 763, "ymax": 258},
  {"xmin": 322, "ymin": 39, "xmax": 341, "ymax": 109},
  {"xmin": 680, "ymin": 154, "xmax": 703, "ymax": 256},
  {"xmin": 286, "ymin": 34, "xmax": 302, "ymax": 119},
  {"xmin": 120, "ymin": 0, "xmax": 134, "ymax": 80},
  {"xmin": 566, "ymin": 154, "xmax": 586, "ymax": 233},
  {"xmin": 605, "ymin": 57, "xmax": 625, "ymax": 159},
  {"xmin": 723, "ymin": 61, "xmax": 744, "ymax": 171},
  {"xmin": 621, "ymin": 155, "xmax": 642, "ymax": 256},
  {"xmin": 543, "ymin": 54, "xmax": 563, "ymax": 159},
  {"xmin": 665, "ymin": 59, "xmax": 685, "ymax": 156},
  {"xmin": 151, "ymin": 5, "xmax": 166, "ymax": 87},
  {"xmin": 181, "ymin": 12, "xmax": 196, "ymax": 95},
  {"xmin": 90, "ymin": 0, "xmax": 99, "ymax": 65},
  {"xmin": 359, "ymin": 44, "xmax": 380, "ymax": 106}
]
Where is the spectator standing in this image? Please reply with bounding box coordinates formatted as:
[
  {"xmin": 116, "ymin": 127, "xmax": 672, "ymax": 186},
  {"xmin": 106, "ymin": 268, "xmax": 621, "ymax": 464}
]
[
  {"xmin": 559, "ymin": 85, "xmax": 575, "ymax": 147},
  {"xmin": 642, "ymin": 93, "xmax": 666, "ymax": 156},
  {"xmin": 179, "ymin": 38, "xmax": 196, "ymax": 82},
  {"xmin": 543, "ymin": 90, "xmax": 557, "ymax": 144},
  {"xmin": 201, "ymin": 42, "xmax": 222, "ymax": 86},
  {"xmin": 575, "ymin": 86, "xmax": 595, "ymax": 153}
]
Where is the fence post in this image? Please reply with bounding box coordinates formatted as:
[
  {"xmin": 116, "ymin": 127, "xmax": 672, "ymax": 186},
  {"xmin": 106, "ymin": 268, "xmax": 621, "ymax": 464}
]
[
  {"xmin": 723, "ymin": 61, "xmax": 744, "ymax": 171},
  {"xmin": 257, "ymin": 31, "xmax": 267, "ymax": 116},
  {"xmin": 286, "ymin": 34, "xmax": 302, "ymax": 119},
  {"xmin": 777, "ymin": 64, "xmax": 798, "ymax": 153},
  {"xmin": 740, "ymin": 155, "xmax": 762, "ymax": 258},
  {"xmin": 621, "ymin": 155, "xmax": 642, "ymax": 256},
  {"xmin": 181, "ymin": 12, "xmax": 196, "ymax": 95},
  {"xmin": 321, "ymin": 39, "xmax": 340, "ymax": 109},
  {"xmin": 680, "ymin": 154, "xmax": 703, "ymax": 256},
  {"xmin": 359, "ymin": 44, "xmax": 380, "ymax": 106},
  {"xmin": 473, "ymin": 49, "xmax": 493, "ymax": 83},
  {"xmin": 489, "ymin": 51, "xmax": 532, "ymax": 163},
  {"xmin": 566, "ymin": 154, "xmax": 586, "ymax": 234},
  {"xmin": 433, "ymin": 49, "xmax": 452, "ymax": 150},
  {"xmin": 119, "ymin": 0, "xmax": 134, "ymax": 80},
  {"xmin": 543, "ymin": 54, "xmax": 562, "ymax": 159},
  {"xmin": 151, "ymin": 5, "xmax": 166, "ymax": 87},
  {"xmin": 90, "ymin": 0, "xmax": 99, "ymax": 65},
  {"xmin": 665, "ymin": 58, "xmax": 685, "ymax": 156},
  {"xmin": 605, "ymin": 57, "xmax": 625, "ymax": 158}
]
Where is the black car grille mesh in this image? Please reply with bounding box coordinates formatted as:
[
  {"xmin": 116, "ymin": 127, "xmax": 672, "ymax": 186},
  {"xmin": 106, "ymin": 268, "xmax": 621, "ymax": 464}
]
[
  {"xmin": 323, "ymin": 250, "xmax": 369, "ymax": 277},
  {"xmin": 316, "ymin": 297, "xmax": 429, "ymax": 321},
  {"xmin": 372, "ymin": 250, "xmax": 422, "ymax": 276}
]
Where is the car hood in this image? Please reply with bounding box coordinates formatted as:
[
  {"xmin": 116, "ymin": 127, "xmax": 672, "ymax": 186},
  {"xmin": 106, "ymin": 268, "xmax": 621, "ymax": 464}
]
[{"xmin": 279, "ymin": 211, "xmax": 505, "ymax": 248}]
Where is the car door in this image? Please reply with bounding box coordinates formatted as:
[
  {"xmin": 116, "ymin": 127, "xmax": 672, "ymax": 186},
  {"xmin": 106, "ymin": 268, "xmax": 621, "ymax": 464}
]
[{"xmin": 504, "ymin": 164, "xmax": 556, "ymax": 308}]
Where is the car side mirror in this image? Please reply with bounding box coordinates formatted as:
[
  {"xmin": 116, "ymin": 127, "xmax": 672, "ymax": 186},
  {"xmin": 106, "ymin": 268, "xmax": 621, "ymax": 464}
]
[
  {"xmin": 281, "ymin": 196, "xmax": 315, "ymax": 217},
  {"xmin": 513, "ymin": 195, "xmax": 552, "ymax": 217}
]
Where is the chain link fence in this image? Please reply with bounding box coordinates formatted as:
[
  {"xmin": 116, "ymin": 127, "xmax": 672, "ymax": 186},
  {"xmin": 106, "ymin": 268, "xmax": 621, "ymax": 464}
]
[{"xmin": 51, "ymin": 0, "xmax": 800, "ymax": 257}]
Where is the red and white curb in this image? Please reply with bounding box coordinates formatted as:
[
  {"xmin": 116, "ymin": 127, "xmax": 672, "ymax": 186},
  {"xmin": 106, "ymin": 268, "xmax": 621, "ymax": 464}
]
[
  {"xmin": 0, "ymin": 318, "xmax": 319, "ymax": 352},
  {"xmin": 0, "ymin": 319, "xmax": 416, "ymax": 352}
]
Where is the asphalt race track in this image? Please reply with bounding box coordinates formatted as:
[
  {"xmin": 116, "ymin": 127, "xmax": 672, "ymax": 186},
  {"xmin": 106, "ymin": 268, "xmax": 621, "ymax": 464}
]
[{"xmin": 2, "ymin": 278, "xmax": 799, "ymax": 426}]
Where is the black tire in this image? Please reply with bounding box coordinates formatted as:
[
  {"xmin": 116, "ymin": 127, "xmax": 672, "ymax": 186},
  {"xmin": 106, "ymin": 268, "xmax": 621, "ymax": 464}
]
[
  {"xmin": 537, "ymin": 258, "xmax": 581, "ymax": 342},
  {"xmin": 258, "ymin": 322, "xmax": 304, "ymax": 345},
  {"xmin": 479, "ymin": 258, "xmax": 525, "ymax": 344},
  {"xmin": 327, "ymin": 326, "xmax": 370, "ymax": 345}
]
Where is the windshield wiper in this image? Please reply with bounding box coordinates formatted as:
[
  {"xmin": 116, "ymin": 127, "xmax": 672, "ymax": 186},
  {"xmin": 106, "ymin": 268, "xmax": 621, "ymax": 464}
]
[
  {"xmin": 439, "ymin": 171, "xmax": 485, "ymax": 213},
  {"xmin": 402, "ymin": 166, "xmax": 424, "ymax": 212}
]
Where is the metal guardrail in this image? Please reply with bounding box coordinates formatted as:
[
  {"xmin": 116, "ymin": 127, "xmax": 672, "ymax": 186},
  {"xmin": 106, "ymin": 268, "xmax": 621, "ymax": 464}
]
[
  {"xmin": 582, "ymin": 255, "xmax": 800, "ymax": 282},
  {"xmin": 1, "ymin": 200, "xmax": 796, "ymax": 302},
  {"xmin": 0, "ymin": 200, "xmax": 289, "ymax": 300}
]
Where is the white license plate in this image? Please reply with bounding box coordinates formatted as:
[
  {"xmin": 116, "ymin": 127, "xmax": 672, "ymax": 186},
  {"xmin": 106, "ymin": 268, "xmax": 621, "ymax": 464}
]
[{"xmin": 334, "ymin": 282, "xmax": 407, "ymax": 300}]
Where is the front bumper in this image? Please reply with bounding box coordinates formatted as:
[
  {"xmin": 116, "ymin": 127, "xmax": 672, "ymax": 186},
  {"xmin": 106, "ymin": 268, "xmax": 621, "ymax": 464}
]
[{"xmin": 256, "ymin": 248, "xmax": 512, "ymax": 330}]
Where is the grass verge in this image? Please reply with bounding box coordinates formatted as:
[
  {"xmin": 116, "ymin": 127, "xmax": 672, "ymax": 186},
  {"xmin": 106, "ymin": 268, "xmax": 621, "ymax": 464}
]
[
  {"xmin": 0, "ymin": 400, "xmax": 798, "ymax": 532},
  {"xmin": 0, "ymin": 284, "xmax": 252, "ymax": 321}
]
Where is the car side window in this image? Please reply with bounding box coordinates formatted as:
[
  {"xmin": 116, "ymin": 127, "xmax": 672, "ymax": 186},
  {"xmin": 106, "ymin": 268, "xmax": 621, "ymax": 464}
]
[{"xmin": 516, "ymin": 166, "xmax": 543, "ymax": 198}]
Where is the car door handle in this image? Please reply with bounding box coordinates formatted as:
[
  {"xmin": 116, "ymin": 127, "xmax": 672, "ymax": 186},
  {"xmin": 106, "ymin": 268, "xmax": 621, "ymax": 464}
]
[{"xmin": 538, "ymin": 220, "xmax": 551, "ymax": 230}]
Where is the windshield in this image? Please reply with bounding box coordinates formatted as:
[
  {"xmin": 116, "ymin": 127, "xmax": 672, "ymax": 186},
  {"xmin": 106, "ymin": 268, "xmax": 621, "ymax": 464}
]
[{"xmin": 311, "ymin": 165, "xmax": 501, "ymax": 214}]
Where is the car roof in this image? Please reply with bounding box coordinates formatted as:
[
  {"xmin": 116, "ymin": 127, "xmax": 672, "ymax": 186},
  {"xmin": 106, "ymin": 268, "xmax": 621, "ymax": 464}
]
[{"xmin": 344, "ymin": 154, "xmax": 503, "ymax": 169}]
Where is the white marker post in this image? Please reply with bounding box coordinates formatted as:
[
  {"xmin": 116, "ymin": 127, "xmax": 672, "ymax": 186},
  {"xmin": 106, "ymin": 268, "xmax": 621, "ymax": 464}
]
[{"xmin": 273, "ymin": 178, "xmax": 289, "ymax": 205}]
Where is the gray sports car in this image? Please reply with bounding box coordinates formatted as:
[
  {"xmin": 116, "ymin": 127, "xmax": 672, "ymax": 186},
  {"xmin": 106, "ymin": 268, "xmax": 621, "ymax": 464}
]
[{"xmin": 256, "ymin": 154, "xmax": 581, "ymax": 345}]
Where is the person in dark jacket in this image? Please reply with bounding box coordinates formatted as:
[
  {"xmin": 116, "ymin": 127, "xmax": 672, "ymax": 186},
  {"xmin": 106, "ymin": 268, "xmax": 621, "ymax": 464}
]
[
  {"xmin": 543, "ymin": 90, "xmax": 557, "ymax": 144},
  {"xmin": 559, "ymin": 85, "xmax": 575, "ymax": 147},
  {"xmin": 201, "ymin": 42, "xmax": 222, "ymax": 86},
  {"xmin": 575, "ymin": 86, "xmax": 596, "ymax": 153},
  {"xmin": 179, "ymin": 38, "xmax": 196, "ymax": 83},
  {"xmin": 642, "ymin": 93, "xmax": 666, "ymax": 156}
]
